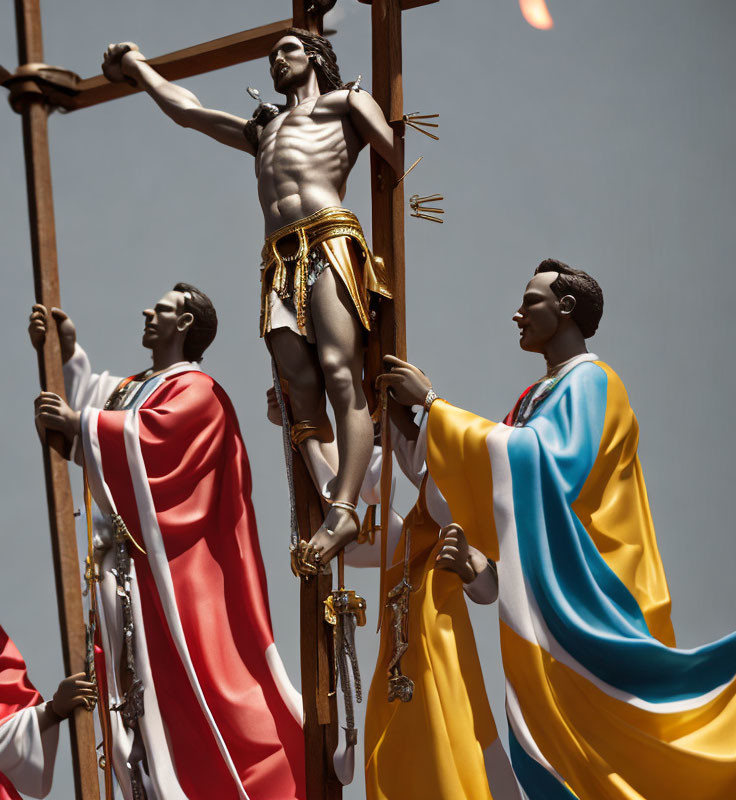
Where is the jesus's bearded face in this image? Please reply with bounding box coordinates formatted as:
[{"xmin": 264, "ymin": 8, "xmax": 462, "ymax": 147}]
[{"xmin": 269, "ymin": 36, "xmax": 312, "ymax": 94}]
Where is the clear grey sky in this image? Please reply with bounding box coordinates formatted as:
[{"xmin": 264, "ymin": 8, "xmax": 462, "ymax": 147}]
[{"xmin": 1, "ymin": 1, "xmax": 735, "ymax": 797}]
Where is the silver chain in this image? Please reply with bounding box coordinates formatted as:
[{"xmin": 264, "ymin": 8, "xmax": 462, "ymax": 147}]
[{"xmin": 336, "ymin": 612, "xmax": 361, "ymax": 734}]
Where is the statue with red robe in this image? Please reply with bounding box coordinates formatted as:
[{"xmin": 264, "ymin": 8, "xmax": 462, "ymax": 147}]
[{"xmin": 30, "ymin": 286, "xmax": 305, "ymax": 800}]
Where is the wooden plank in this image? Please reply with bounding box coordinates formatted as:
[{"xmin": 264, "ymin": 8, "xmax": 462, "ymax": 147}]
[
  {"xmin": 365, "ymin": 0, "xmax": 405, "ymax": 646},
  {"xmin": 14, "ymin": 2, "xmax": 100, "ymax": 799},
  {"xmin": 369, "ymin": 0, "xmax": 406, "ymax": 362},
  {"xmin": 292, "ymin": 0, "xmax": 321, "ymax": 32},
  {"xmin": 293, "ymin": 449, "xmax": 342, "ymax": 800},
  {"xmin": 68, "ymin": 19, "xmax": 294, "ymax": 110}
]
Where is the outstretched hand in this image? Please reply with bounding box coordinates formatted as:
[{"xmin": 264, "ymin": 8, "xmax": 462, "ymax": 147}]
[
  {"xmin": 51, "ymin": 672, "xmax": 97, "ymax": 719},
  {"xmin": 28, "ymin": 305, "xmax": 76, "ymax": 363},
  {"xmin": 375, "ymin": 355, "xmax": 432, "ymax": 407}
]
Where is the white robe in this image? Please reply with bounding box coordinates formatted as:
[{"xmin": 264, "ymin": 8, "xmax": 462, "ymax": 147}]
[{"xmin": 0, "ymin": 704, "xmax": 59, "ymax": 798}]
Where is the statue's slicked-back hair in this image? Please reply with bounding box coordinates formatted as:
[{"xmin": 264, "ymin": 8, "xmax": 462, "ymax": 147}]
[
  {"xmin": 534, "ymin": 259, "xmax": 604, "ymax": 339},
  {"xmin": 284, "ymin": 27, "xmax": 345, "ymax": 94},
  {"xmin": 173, "ymin": 282, "xmax": 218, "ymax": 361}
]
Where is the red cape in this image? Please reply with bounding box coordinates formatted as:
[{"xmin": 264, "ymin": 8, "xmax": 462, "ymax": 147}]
[{"xmin": 88, "ymin": 370, "xmax": 305, "ymax": 799}]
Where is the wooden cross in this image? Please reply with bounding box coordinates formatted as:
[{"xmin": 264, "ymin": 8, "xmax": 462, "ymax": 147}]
[{"xmin": 3, "ymin": 1, "xmax": 438, "ymax": 797}]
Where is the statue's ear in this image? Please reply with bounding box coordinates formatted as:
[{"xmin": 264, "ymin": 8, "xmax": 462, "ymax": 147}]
[
  {"xmin": 177, "ymin": 312, "xmax": 194, "ymax": 332},
  {"xmin": 559, "ymin": 295, "xmax": 576, "ymax": 315}
]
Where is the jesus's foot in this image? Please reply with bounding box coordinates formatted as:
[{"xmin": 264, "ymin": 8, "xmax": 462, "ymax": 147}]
[{"xmin": 309, "ymin": 501, "xmax": 361, "ymax": 565}]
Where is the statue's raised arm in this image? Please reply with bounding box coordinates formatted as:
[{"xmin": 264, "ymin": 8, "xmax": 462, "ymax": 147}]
[{"xmin": 103, "ymin": 42, "xmax": 255, "ymax": 154}]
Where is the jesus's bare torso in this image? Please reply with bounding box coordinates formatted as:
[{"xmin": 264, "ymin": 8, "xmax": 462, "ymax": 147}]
[{"xmin": 255, "ymin": 91, "xmax": 363, "ymax": 235}]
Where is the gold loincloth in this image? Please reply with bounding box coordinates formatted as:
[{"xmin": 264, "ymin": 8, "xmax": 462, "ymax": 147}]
[{"xmin": 260, "ymin": 207, "xmax": 392, "ymax": 338}]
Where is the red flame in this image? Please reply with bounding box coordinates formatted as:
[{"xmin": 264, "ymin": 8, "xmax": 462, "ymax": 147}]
[{"xmin": 519, "ymin": 0, "xmax": 554, "ymax": 30}]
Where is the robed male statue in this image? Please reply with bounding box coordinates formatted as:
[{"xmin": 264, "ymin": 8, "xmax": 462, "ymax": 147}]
[
  {"xmin": 103, "ymin": 29, "xmax": 403, "ymax": 568},
  {"xmin": 30, "ymin": 290, "xmax": 305, "ymax": 800},
  {"xmin": 378, "ymin": 259, "xmax": 736, "ymax": 800}
]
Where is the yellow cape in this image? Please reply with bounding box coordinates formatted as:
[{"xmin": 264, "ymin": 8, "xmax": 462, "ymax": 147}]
[{"xmin": 365, "ymin": 481, "xmax": 498, "ymax": 799}]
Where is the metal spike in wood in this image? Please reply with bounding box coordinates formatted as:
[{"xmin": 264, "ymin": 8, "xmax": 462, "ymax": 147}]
[
  {"xmin": 409, "ymin": 193, "xmax": 445, "ymax": 222},
  {"xmin": 404, "ymin": 112, "xmax": 440, "ymax": 140}
]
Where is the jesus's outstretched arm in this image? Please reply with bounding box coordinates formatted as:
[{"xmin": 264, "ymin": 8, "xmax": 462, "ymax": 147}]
[{"xmin": 103, "ymin": 42, "xmax": 255, "ymax": 154}]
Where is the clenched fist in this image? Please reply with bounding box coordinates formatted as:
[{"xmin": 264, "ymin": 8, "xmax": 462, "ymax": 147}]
[
  {"xmin": 51, "ymin": 673, "xmax": 97, "ymax": 719},
  {"xmin": 34, "ymin": 391, "xmax": 81, "ymax": 444},
  {"xmin": 376, "ymin": 355, "xmax": 433, "ymax": 408},
  {"xmin": 436, "ymin": 523, "xmax": 475, "ymax": 583},
  {"xmin": 102, "ymin": 42, "xmax": 145, "ymax": 84},
  {"xmin": 28, "ymin": 305, "xmax": 77, "ymax": 364}
]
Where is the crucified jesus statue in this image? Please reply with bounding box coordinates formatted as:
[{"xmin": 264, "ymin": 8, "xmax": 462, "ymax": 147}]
[{"xmin": 103, "ymin": 28, "xmax": 402, "ymax": 566}]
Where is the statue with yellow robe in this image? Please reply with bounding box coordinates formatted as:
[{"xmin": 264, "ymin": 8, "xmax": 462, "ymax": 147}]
[{"xmin": 379, "ymin": 259, "xmax": 736, "ymax": 800}]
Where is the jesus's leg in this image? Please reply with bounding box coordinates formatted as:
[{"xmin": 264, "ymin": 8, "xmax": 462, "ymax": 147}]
[
  {"xmin": 307, "ymin": 266, "xmax": 373, "ymax": 562},
  {"xmin": 267, "ymin": 327, "xmax": 325, "ymax": 419},
  {"xmin": 266, "ymin": 327, "xmax": 340, "ymax": 486}
]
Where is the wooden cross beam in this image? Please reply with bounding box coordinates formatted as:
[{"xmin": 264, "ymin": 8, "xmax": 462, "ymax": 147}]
[
  {"xmin": 70, "ymin": 19, "xmax": 295, "ymax": 111},
  {"xmin": 4, "ymin": 1, "xmax": 438, "ymax": 798}
]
